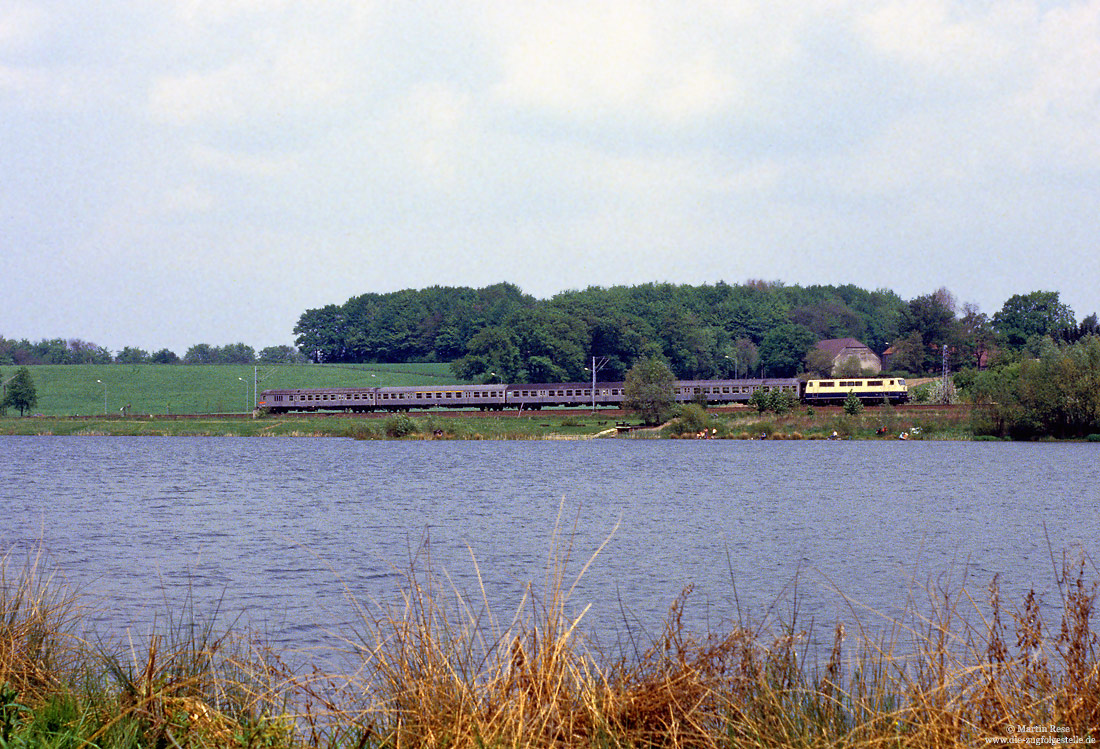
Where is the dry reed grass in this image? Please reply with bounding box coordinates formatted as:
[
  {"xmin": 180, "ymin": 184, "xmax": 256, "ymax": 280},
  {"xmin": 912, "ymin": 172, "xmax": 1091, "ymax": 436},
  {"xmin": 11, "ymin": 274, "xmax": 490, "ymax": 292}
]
[
  {"xmin": 0, "ymin": 545, "xmax": 84, "ymax": 702},
  {"xmin": 301, "ymin": 526, "xmax": 1100, "ymax": 749},
  {"xmin": 2, "ymin": 530, "xmax": 1098, "ymax": 748},
  {"xmin": 1, "ymin": 547, "xmax": 298, "ymax": 747}
]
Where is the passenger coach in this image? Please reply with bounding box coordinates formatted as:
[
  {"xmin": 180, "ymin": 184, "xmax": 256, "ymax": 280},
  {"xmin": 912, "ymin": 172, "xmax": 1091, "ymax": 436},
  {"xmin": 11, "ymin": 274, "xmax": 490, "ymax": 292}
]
[
  {"xmin": 259, "ymin": 377, "xmax": 808, "ymax": 413},
  {"xmin": 259, "ymin": 377, "xmax": 908, "ymax": 413}
]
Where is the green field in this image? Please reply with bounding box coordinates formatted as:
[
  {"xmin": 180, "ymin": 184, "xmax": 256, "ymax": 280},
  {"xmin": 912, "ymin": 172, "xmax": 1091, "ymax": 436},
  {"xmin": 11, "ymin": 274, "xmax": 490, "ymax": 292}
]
[{"xmin": 4, "ymin": 363, "xmax": 463, "ymax": 416}]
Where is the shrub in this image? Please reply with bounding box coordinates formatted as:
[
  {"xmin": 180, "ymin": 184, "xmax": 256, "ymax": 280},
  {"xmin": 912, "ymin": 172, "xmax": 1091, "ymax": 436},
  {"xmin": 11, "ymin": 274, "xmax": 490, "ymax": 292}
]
[
  {"xmin": 773, "ymin": 390, "xmax": 798, "ymax": 415},
  {"xmin": 843, "ymin": 391, "xmax": 864, "ymax": 415},
  {"xmin": 672, "ymin": 404, "xmax": 709, "ymax": 436},
  {"xmin": 911, "ymin": 383, "xmax": 934, "ymax": 403},
  {"xmin": 384, "ymin": 414, "xmax": 416, "ymax": 438}
]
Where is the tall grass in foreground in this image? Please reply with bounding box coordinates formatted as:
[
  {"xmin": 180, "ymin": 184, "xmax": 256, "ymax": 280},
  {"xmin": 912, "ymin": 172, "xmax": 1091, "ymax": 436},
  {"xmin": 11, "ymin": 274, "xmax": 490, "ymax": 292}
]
[{"xmin": 2, "ymin": 535, "xmax": 1097, "ymax": 748}]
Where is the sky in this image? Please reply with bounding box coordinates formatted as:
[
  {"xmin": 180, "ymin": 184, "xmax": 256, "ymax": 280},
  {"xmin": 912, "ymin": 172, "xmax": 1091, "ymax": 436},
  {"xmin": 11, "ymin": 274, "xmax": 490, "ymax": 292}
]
[{"xmin": 2, "ymin": 0, "xmax": 1098, "ymax": 355}]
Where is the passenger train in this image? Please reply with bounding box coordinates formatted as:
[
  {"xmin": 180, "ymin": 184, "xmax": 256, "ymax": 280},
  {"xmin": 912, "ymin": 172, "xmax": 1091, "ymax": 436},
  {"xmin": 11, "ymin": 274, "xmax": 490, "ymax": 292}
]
[{"xmin": 258, "ymin": 376, "xmax": 907, "ymax": 413}]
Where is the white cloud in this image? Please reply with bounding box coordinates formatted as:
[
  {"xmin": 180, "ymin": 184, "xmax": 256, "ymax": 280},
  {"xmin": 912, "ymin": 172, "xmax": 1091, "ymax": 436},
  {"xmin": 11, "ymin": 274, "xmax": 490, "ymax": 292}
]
[
  {"xmin": 390, "ymin": 84, "xmax": 474, "ymax": 187},
  {"xmin": 170, "ymin": 0, "xmax": 297, "ymax": 27},
  {"xmin": 486, "ymin": 0, "xmax": 743, "ymax": 126},
  {"xmin": 0, "ymin": 2, "xmax": 45, "ymax": 51},
  {"xmin": 148, "ymin": 37, "xmax": 351, "ymax": 126},
  {"xmin": 1024, "ymin": 0, "xmax": 1100, "ymax": 160},
  {"xmin": 855, "ymin": 0, "xmax": 1028, "ymax": 79},
  {"xmin": 161, "ymin": 183, "xmax": 215, "ymax": 215},
  {"xmin": 0, "ymin": 62, "xmax": 116, "ymax": 110},
  {"xmin": 149, "ymin": 4, "xmax": 376, "ymax": 126},
  {"xmin": 190, "ymin": 144, "xmax": 300, "ymax": 177}
]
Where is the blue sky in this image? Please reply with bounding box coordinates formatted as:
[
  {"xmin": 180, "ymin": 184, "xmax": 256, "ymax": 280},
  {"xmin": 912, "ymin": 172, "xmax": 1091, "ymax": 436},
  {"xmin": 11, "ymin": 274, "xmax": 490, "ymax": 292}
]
[{"xmin": 2, "ymin": 0, "xmax": 1098, "ymax": 354}]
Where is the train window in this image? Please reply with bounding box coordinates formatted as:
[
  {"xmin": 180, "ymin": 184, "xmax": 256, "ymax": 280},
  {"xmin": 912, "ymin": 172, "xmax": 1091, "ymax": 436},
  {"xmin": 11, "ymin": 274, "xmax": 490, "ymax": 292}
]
[{"xmin": 868, "ymin": 380, "xmax": 883, "ymax": 386}]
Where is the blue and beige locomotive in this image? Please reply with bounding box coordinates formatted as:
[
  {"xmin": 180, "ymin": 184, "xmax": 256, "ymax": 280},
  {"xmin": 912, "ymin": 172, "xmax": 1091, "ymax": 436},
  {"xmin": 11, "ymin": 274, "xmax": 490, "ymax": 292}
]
[{"xmin": 259, "ymin": 376, "xmax": 907, "ymax": 413}]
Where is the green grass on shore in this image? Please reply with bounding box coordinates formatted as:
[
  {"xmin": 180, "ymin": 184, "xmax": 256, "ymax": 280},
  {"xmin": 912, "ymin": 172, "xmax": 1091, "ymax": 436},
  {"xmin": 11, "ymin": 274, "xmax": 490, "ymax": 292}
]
[
  {"xmin": 0, "ymin": 413, "xmax": 624, "ymax": 439},
  {"xmin": 3, "ymin": 363, "xmax": 462, "ymax": 417},
  {"xmin": 0, "ymin": 404, "xmax": 977, "ymax": 440}
]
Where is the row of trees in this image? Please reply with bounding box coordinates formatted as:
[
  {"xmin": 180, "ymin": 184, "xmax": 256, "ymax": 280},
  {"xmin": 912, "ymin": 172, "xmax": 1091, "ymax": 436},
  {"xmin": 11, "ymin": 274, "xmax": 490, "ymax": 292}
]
[
  {"xmin": 0, "ymin": 338, "xmax": 306, "ymax": 366},
  {"xmin": 622, "ymin": 332, "xmax": 1100, "ymax": 439},
  {"xmin": 5, "ymin": 284, "xmax": 1093, "ymax": 382},
  {"xmin": 294, "ymin": 283, "xmax": 1095, "ymax": 383},
  {"xmin": 963, "ymin": 335, "xmax": 1100, "ymax": 439}
]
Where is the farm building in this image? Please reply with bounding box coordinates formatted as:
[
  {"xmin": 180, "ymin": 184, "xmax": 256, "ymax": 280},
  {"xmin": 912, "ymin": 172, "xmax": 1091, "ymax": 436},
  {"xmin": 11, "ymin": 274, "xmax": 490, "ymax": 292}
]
[{"xmin": 814, "ymin": 338, "xmax": 882, "ymax": 375}]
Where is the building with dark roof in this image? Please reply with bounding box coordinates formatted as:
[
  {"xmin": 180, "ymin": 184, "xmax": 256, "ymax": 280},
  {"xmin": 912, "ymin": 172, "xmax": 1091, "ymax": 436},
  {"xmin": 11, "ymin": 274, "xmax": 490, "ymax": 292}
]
[{"xmin": 814, "ymin": 338, "xmax": 882, "ymax": 375}]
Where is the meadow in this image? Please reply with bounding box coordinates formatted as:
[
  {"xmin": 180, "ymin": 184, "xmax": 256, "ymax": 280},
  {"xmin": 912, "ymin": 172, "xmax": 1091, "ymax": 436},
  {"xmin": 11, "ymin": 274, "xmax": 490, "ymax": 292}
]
[{"xmin": 4, "ymin": 363, "xmax": 462, "ymax": 417}]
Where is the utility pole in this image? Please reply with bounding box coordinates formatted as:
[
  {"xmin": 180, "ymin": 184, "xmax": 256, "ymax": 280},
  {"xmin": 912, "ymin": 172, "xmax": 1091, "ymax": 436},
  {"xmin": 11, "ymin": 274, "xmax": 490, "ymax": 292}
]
[
  {"xmin": 941, "ymin": 344, "xmax": 951, "ymax": 404},
  {"xmin": 590, "ymin": 356, "xmax": 609, "ymax": 412}
]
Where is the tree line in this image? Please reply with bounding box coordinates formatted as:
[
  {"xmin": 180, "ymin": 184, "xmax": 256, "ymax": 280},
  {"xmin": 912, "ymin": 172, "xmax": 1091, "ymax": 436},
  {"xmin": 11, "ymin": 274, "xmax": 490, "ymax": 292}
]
[
  {"xmin": 293, "ymin": 282, "xmax": 1097, "ymax": 383},
  {"xmin": 0, "ymin": 338, "xmax": 305, "ymax": 366},
  {"xmin": 4, "ymin": 282, "xmax": 1096, "ymax": 387}
]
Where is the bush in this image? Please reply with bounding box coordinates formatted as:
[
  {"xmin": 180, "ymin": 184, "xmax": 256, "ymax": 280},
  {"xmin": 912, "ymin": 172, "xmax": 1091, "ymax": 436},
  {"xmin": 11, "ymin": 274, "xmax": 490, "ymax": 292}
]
[
  {"xmin": 749, "ymin": 389, "xmax": 772, "ymax": 413},
  {"xmin": 843, "ymin": 391, "xmax": 864, "ymax": 415},
  {"xmin": 773, "ymin": 390, "xmax": 798, "ymax": 415},
  {"xmin": 384, "ymin": 414, "xmax": 417, "ymax": 438},
  {"xmin": 672, "ymin": 403, "xmax": 710, "ymax": 436},
  {"xmin": 910, "ymin": 383, "xmax": 933, "ymax": 403}
]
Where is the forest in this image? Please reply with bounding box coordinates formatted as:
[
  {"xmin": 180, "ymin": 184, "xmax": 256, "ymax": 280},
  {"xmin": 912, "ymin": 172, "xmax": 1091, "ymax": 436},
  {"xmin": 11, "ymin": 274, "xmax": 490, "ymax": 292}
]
[
  {"xmin": 3, "ymin": 281, "xmax": 1097, "ymax": 385},
  {"xmin": 289, "ymin": 281, "xmax": 1097, "ymax": 383}
]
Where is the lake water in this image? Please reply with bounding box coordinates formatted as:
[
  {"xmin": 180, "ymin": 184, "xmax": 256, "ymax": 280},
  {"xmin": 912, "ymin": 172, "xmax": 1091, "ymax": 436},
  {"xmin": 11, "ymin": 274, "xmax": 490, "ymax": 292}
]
[{"xmin": 2, "ymin": 436, "xmax": 1097, "ymax": 665}]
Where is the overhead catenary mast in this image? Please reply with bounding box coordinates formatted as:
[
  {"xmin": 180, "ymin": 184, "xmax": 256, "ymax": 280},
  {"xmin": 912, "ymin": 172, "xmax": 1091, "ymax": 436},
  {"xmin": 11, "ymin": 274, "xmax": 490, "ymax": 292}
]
[{"xmin": 590, "ymin": 356, "xmax": 609, "ymax": 412}]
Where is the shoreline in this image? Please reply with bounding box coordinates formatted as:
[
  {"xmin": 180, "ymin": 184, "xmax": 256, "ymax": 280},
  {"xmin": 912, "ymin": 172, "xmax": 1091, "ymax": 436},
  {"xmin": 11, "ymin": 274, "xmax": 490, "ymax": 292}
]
[{"xmin": 0, "ymin": 404, "xmax": 991, "ymax": 440}]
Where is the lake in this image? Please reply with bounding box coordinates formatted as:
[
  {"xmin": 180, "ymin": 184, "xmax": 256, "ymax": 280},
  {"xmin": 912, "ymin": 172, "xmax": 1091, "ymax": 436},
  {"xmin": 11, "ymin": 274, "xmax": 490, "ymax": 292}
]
[{"xmin": 2, "ymin": 436, "xmax": 1097, "ymax": 665}]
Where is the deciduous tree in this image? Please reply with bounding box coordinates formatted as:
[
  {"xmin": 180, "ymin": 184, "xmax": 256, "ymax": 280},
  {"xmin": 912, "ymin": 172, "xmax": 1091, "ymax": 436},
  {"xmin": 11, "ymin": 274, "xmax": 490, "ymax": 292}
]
[
  {"xmin": 759, "ymin": 324, "xmax": 815, "ymax": 377},
  {"xmin": 993, "ymin": 291, "xmax": 1076, "ymax": 350},
  {"xmin": 2, "ymin": 367, "xmax": 37, "ymax": 416},
  {"xmin": 623, "ymin": 356, "xmax": 675, "ymax": 426}
]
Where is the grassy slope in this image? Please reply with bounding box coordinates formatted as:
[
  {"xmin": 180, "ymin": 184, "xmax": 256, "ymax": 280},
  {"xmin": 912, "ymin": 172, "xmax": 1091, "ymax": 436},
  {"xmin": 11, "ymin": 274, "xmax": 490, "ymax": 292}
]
[{"xmin": 8, "ymin": 363, "xmax": 462, "ymax": 417}]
